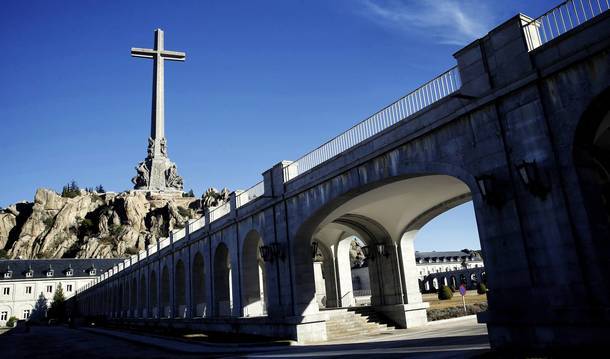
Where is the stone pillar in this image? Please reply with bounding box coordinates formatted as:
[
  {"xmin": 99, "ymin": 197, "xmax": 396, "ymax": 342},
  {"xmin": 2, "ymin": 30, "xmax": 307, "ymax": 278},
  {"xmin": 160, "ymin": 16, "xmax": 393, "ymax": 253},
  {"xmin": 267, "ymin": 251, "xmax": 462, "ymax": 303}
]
[
  {"xmin": 334, "ymin": 238, "xmax": 355, "ymax": 307},
  {"xmin": 262, "ymin": 160, "xmax": 293, "ymax": 197}
]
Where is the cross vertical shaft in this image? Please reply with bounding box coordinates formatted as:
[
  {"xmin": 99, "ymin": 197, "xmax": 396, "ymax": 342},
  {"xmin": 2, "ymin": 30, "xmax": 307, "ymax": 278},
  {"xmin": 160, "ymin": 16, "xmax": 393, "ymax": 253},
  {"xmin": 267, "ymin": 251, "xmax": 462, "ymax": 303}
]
[
  {"xmin": 152, "ymin": 29, "xmax": 165, "ymax": 141},
  {"xmin": 131, "ymin": 28, "xmax": 186, "ymax": 158}
]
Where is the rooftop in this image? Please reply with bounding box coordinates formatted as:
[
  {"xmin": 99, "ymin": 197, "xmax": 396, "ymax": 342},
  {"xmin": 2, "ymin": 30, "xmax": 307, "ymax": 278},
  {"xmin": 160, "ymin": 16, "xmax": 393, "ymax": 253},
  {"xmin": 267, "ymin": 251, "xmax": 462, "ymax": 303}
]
[{"xmin": 0, "ymin": 258, "xmax": 124, "ymax": 280}]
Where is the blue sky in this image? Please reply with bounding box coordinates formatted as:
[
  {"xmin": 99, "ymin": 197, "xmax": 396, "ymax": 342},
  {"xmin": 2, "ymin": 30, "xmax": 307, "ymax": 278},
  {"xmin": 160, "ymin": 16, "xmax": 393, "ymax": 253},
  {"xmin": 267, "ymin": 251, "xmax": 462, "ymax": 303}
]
[{"xmin": 0, "ymin": 0, "xmax": 557, "ymax": 251}]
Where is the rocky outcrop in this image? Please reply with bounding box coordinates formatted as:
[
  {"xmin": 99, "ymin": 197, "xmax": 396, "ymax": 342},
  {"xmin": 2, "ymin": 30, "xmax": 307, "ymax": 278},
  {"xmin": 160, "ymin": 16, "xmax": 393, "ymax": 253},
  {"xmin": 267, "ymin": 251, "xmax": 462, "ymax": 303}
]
[
  {"xmin": 0, "ymin": 188, "xmax": 208, "ymax": 259},
  {"xmin": 0, "ymin": 212, "xmax": 17, "ymax": 250}
]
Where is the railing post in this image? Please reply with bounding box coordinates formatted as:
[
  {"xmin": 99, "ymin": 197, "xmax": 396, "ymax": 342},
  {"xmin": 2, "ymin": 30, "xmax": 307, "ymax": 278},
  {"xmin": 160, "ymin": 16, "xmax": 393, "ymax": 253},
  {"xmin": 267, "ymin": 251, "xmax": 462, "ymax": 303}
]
[
  {"xmin": 262, "ymin": 160, "xmax": 293, "ymax": 197},
  {"xmin": 454, "ymin": 14, "xmax": 533, "ymax": 97},
  {"xmin": 204, "ymin": 207, "xmax": 211, "ymax": 231},
  {"xmin": 230, "ymin": 191, "xmax": 241, "ymax": 218}
]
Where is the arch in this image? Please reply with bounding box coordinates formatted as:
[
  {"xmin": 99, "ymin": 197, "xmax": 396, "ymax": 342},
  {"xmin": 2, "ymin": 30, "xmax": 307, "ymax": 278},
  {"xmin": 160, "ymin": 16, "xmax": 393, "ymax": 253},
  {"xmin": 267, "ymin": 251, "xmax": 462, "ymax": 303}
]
[
  {"xmin": 241, "ymin": 230, "xmax": 268, "ymax": 317},
  {"xmin": 139, "ymin": 273, "xmax": 146, "ymax": 317},
  {"xmin": 192, "ymin": 252, "xmax": 206, "ymax": 317},
  {"xmin": 470, "ymin": 273, "xmax": 478, "ymax": 289},
  {"xmin": 149, "ymin": 270, "xmax": 158, "ymax": 318},
  {"xmin": 213, "ymin": 243, "xmax": 232, "ymax": 316},
  {"xmin": 571, "ymin": 87, "xmax": 610, "ymax": 306},
  {"xmin": 130, "ymin": 277, "xmax": 137, "ymax": 317},
  {"xmin": 161, "ymin": 265, "xmax": 170, "ymax": 317},
  {"xmin": 175, "ymin": 259, "xmax": 186, "ymax": 318},
  {"xmin": 118, "ymin": 282, "xmax": 124, "ymax": 317},
  {"xmin": 574, "ymin": 87, "xmax": 610, "ymax": 242},
  {"xmin": 290, "ymin": 169, "xmax": 480, "ymax": 318}
]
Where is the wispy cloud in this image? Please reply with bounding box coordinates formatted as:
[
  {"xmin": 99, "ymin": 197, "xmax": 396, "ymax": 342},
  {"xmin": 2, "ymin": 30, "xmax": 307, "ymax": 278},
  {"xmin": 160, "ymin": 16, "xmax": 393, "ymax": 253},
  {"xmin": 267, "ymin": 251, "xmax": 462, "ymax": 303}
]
[{"xmin": 358, "ymin": 0, "xmax": 500, "ymax": 45}]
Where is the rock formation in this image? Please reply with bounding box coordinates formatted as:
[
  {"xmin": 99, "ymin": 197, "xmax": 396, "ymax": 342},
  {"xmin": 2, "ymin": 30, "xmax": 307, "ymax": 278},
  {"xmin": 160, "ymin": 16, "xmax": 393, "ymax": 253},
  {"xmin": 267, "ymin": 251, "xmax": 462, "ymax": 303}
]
[{"xmin": 0, "ymin": 188, "xmax": 223, "ymax": 259}]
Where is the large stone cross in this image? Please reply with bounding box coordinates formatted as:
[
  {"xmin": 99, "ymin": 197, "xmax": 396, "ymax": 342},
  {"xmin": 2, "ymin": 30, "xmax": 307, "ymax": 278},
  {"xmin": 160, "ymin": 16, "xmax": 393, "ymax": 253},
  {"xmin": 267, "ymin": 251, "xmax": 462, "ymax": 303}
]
[
  {"xmin": 130, "ymin": 29, "xmax": 185, "ymax": 192},
  {"xmin": 131, "ymin": 28, "xmax": 185, "ymax": 158}
]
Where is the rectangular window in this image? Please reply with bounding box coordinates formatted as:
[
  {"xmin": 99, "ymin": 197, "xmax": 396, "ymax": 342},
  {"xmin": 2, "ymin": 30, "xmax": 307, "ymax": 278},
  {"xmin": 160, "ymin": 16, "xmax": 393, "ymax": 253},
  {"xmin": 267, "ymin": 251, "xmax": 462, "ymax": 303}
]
[
  {"xmin": 66, "ymin": 284, "xmax": 73, "ymax": 292},
  {"xmin": 0, "ymin": 311, "xmax": 7, "ymax": 321},
  {"xmin": 25, "ymin": 286, "xmax": 32, "ymax": 294},
  {"xmin": 46, "ymin": 285, "xmax": 53, "ymax": 293},
  {"xmin": 2, "ymin": 287, "xmax": 9, "ymax": 295},
  {"xmin": 23, "ymin": 309, "xmax": 30, "ymax": 319}
]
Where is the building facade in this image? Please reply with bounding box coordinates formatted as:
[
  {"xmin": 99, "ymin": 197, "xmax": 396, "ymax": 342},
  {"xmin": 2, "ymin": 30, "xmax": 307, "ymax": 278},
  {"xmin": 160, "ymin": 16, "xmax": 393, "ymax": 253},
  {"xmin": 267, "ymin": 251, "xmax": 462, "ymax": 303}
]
[
  {"xmin": 0, "ymin": 259, "xmax": 122, "ymax": 326},
  {"xmin": 351, "ymin": 250, "xmax": 484, "ymax": 294},
  {"xmin": 414, "ymin": 251, "xmax": 483, "ymax": 277}
]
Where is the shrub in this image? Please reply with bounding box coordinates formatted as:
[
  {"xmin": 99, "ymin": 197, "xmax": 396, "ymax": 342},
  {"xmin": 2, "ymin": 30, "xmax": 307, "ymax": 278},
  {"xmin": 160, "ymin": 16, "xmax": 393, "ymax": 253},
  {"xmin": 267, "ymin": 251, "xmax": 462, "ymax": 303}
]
[
  {"xmin": 125, "ymin": 246, "xmax": 139, "ymax": 255},
  {"xmin": 427, "ymin": 302, "xmax": 488, "ymax": 321},
  {"xmin": 109, "ymin": 225, "xmax": 124, "ymax": 237},
  {"xmin": 477, "ymin": 282, "xmax": 488, "ymax": 294},
  {"xmin": 0, "ymin": 249, "xmax": 7, "ymax": 259},
  {"xmin": 61, "ymin": 180, "xmax": 81, "ymax": 198},
  {"xmin": 177, "ymin": 206, "xmax": 191, "ymax": 218},
  {"xmin": 438, "ymin": 284, "xmax": 453, "ymax": 300},
  {"xmin": 6, "ymin": 316, "xmax": 18, "ymax": 328},
  {"xmin": 43, "ymin": 216, "xmax": 55, "ymax": 229}
]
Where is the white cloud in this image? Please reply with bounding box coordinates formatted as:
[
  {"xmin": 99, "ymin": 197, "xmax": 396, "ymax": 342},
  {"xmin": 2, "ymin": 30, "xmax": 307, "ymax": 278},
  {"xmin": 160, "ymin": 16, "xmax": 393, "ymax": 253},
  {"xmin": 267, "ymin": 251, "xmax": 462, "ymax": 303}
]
[{"xmin": 358, "ymin": 0, "xmax": 500, "ymax": 45}]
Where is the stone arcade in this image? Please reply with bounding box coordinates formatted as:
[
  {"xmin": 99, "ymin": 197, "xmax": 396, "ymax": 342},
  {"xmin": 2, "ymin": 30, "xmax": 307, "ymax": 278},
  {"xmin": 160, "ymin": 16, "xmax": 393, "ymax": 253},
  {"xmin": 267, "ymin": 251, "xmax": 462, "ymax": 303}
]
[{"xmin": 74, "ymin": 5, "xmax": 610, "ymax": 352}]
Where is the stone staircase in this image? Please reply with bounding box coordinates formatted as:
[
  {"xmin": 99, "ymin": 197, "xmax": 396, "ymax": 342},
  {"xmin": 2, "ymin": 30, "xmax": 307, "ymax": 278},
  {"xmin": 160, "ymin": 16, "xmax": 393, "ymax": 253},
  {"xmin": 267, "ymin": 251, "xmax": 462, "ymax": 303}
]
[{"xmin": 323, "ymin": 307, "xmax": 397, "ymax": 341}]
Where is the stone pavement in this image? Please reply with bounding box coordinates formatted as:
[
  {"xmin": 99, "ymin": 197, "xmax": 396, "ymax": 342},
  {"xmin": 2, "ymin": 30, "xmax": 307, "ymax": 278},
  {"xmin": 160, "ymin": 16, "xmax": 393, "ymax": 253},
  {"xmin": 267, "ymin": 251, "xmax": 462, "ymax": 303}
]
[{"xmin": 0, "ymin": 316, "xmax": 489, "ymax": 358}]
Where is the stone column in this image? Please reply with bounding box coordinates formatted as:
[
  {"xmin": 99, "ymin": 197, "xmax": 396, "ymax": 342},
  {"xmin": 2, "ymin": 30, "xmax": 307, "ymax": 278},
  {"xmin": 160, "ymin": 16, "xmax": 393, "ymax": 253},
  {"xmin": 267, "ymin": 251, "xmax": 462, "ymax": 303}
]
[{"xmin": 334, "ymin": 238, "xmax": 355, "ymax": 307}]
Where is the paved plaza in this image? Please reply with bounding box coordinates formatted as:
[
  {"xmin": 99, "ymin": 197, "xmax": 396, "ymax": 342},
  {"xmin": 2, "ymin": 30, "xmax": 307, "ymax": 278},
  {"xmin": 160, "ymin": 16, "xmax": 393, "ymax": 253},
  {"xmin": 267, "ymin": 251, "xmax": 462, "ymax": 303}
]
[{"xmin": 0, "ymin": 316, "xmax": 489, "ymax": 358}]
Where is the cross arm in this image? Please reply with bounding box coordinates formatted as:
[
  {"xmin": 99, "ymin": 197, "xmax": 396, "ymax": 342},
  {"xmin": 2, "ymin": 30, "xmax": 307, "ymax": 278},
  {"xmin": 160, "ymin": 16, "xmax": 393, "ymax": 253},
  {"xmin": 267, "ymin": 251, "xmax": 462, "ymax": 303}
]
[
  {"xmin": 160, "ymin": 50, "xmax": 186, "ymax": 61},
  {"xmin": 131, "ymin": 48, "xmax": 156, "ymax": 59}
]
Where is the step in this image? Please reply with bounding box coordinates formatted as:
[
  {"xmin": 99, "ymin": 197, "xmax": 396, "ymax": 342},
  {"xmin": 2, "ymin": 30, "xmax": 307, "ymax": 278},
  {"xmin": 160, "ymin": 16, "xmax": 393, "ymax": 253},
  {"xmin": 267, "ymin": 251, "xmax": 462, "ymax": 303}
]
[{"xmin": 324, "ymin": 307, "xmax": 396, "ymax": 340}]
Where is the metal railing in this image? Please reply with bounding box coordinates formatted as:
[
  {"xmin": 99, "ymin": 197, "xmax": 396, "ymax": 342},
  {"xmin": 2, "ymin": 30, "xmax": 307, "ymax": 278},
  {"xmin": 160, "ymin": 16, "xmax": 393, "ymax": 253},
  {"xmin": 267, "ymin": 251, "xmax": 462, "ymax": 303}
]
[
  {"xmin": 209, "ymin": 202, "xmax": 230, "ymax": 222},
  {"xmin": 173, "ymin": 228, "xmax": 186, "ymax": 239},
  {"xmin": 188, "ymin": 217, "xmax": 206, "ymax": 233},
  {"xmin": 158, "ymin": 237, "xmax": 171, "ymax": 249},
  {"xmin": 236, "ymin": 181, "xmax": 265, "ymax": 208},
  {"xmin": 523, "ymin": 0, "xmax": 610, "ymax": 51},
  {"xmin": 282, "ymin": 66, "xmax": 461, "ymax": 182}
]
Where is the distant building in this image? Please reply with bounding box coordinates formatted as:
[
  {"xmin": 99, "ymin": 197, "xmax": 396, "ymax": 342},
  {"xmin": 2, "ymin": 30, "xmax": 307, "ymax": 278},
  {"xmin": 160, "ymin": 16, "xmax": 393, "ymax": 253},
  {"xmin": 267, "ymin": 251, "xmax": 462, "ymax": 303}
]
[
  {"xmin": 413, "ymin": 250, "xmax": 484, "ymax": 278},
  {"xmin": 0, "ymin": 259, "xmax": 122, "ymax": 326},
  {"xmin": 351, "ymin": 250, "xmax": 484, "ymax": 294}
]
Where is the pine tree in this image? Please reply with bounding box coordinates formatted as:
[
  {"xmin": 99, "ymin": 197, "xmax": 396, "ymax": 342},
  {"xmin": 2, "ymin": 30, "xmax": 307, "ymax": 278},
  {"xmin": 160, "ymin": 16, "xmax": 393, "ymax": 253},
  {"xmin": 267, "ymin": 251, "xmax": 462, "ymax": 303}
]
[
  {"xmin": 49, "ymin": 283, "xmax": 67, "ymax": 322},
  {"xmin": 95, "ymin": 184, "xmax": 105, "ymax": 193}
]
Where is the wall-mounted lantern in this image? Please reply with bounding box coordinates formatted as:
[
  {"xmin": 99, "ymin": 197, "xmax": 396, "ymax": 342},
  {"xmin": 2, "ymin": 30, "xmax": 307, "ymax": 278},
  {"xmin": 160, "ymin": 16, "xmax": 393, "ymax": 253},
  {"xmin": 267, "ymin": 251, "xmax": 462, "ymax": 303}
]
[
  {"xmin": 475, "ymin": 174, "xmax": 502, "ymax": 206},
  {"xmin": 362, "ymin": 244, "xmax": 390, "ymax": 261},
  {"xmin": 260, "ymin": 245, "xmax": 272, "ymax": 262},
  {"xmin": 515, "ymin": 160, "xmax": 549, "ymax": 199},
  {"xmin": 361, "ymin": 246, "xmax": 373, "ymax": 260},
  {"xmin": 310, "ymin": 241, "xmax": 319, "ymax": 260},
  {"xmin": 260, "ymin": 243, "xmax": 285, "ymax": 262},
  {"xmin": 376, "ymin": 243, "xmax": 390, "ymax": 258}
]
